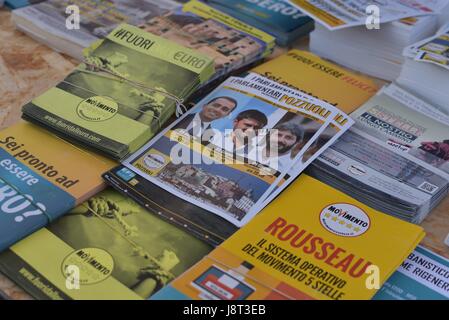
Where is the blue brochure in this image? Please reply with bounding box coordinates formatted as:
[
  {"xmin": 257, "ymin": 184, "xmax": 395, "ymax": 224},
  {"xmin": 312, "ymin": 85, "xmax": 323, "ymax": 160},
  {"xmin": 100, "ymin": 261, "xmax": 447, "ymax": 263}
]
[{"xmin": 374, "ymin": 246, "xmax": 449, "ymax": 300}]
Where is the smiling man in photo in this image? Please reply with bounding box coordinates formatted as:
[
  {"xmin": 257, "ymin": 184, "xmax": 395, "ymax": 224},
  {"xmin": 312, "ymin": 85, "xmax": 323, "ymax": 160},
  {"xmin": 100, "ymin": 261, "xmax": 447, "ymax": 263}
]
[{"xmin": 176, "ymin": 96, "xmax": 238, "ymax": 139}]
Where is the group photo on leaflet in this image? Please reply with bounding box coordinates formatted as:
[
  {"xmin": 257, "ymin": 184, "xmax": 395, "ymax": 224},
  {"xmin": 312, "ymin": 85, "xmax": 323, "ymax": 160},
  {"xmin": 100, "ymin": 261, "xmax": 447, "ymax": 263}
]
[{"xmin": 0, "ymin": 0, "xmax": 449, "ymax": 304}]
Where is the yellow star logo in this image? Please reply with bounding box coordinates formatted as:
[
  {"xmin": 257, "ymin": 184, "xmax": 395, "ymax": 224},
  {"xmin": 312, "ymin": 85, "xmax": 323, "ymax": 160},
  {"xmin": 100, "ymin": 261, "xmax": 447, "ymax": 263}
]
[
  {"xmin": 346, "ymin": 224, "xmax": 353, "ymax": 229},
  {"xmin": 332, "ymin": 216, "xmax": 338, "ymax": 222},
  {"xmin": 339, "ymin": 219, "xmax": 345, "ymax": 225},
  {"xmin": 353, "ymin": 227, "xmax": 361, "ymax": 232},
  {"xmin": 325, "ymin": 212, "xmax": 331, "ymax": 218}
]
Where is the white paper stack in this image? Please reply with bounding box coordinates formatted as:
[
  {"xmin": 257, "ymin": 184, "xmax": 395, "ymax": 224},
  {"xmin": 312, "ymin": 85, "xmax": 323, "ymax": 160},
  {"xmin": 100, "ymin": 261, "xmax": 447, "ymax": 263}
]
[
  {"xmin": 309, "ymin": 16, "xmax": 438, "ymax": 81},
  {"xmin": 398, "ymin": 24, "xmax": 449, "ymax": 115}
]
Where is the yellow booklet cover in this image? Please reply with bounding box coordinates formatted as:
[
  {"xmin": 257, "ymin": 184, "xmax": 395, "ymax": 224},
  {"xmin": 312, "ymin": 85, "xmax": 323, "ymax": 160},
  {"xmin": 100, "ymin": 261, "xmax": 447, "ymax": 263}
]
[
  {"xmin": 152, "ymin": 174, "xmax": 425, "ymax": 300},
  {"xmin": 252, "ymin": 50, "xmax": 379, "ymax": 113}
]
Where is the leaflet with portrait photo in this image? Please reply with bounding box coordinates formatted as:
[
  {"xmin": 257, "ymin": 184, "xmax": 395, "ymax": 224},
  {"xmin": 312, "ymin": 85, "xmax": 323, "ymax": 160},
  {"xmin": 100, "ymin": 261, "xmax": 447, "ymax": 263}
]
[
  {"xmin": 236, "ymin": 73, "xmax": 354, "ymax": 212},
  {"xmin": 259, "ymin": 112, "xmax": 354, "ymax": 211},
  {"xmin": 109, "ymin": 75, "xmax": 337, "ymax": 232}
]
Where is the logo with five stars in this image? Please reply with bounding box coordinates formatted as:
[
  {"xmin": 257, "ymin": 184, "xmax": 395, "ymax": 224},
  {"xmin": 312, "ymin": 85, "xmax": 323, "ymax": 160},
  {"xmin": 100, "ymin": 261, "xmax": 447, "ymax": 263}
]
[{"xmin": 319, "ymin": 203, "xmax": 370, "ymax": 237}]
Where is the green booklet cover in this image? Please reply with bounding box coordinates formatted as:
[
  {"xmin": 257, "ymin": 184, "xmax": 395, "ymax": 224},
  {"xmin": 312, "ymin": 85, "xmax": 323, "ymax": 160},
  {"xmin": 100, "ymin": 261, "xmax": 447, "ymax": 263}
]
[
  {"xmin": 22, "ymin": 23, "xmax": 215, "ymax": 160},
  {"xmin": 0, "ymin": 188, "xmax": 212, "ymax": 300}
]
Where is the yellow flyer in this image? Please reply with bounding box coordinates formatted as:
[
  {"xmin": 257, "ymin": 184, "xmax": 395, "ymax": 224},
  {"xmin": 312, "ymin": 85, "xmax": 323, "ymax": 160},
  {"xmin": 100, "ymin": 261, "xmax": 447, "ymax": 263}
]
[
  {"xmin": 252, "ymin": 50, "xmax": 378, "ymax": 113},
  {"xmin": 152, "ymin": 174, "xmax": 425, "ymax": 300}
]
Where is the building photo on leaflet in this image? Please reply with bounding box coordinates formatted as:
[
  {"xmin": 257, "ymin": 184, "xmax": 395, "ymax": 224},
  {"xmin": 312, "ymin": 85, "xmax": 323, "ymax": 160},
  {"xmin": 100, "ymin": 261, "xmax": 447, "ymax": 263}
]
[{"xmin": 0, "ymin": 0, "xmax": 449, "ymax": 307}]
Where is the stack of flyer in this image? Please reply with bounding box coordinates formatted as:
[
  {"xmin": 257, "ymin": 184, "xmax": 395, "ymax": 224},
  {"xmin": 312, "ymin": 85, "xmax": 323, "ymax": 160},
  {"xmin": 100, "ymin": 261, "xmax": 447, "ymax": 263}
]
[
  {"xmin": 308, "ymin": 83, "xmax": 449, "ymax": 224},
  {"xmin": 140, "ymin": 0, "xmax": 276, "ymax": 85},
  {"xmin": 12, "ymin": 0, "xmax": 181, "ymax": 60},
  {"xmin": 309, "ymin": 17, "xmax": 438, "ymax": 81},
  {"xmin": 12, "ymin": 0, "xmax": 275, "ymax": 87},
  {"xmin": 290, "ymin": 0, "xmax": 448, "ymax": 80},
  {"xmin": 205, "ymin": 0, "xmax": 313, "ymax": 46},
  {"xmin": 103, "ymin": 50, "xmax": 378, "ymax": 246},
  {"xmin": 21, "ymin": 24, "xmax": 215, "ymax": 160},
  {"xmin": 288, "ymin": 0, "xmax": 448, "ymax": 29},
  {"xmin": 398, "ymin": 24, "xmax": 449, "ymax": 115}
]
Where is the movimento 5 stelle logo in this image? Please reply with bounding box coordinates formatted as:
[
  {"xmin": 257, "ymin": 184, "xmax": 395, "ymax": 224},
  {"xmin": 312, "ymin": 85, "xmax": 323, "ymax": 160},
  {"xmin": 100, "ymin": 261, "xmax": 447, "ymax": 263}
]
[{"xmin": 320, "ymin": 203, "xmax": 371, "ymax": 237}]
